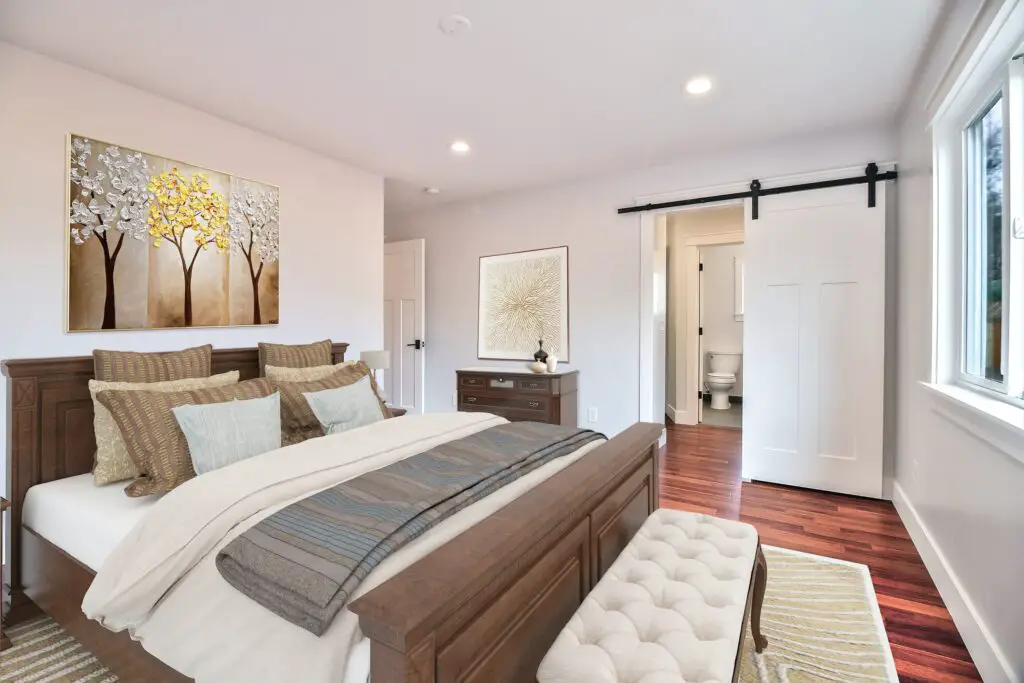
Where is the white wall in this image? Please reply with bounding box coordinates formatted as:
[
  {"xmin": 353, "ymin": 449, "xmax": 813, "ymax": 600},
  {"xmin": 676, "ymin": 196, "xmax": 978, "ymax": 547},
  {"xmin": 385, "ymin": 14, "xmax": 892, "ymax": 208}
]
[
  {"xmin": 0, "ymin": 43, "xmax": 384, "ymax": 493},
  {"xmin": 894, "ymin": 1, "xmax": 1023, "ymax": 680},
  {"xmin": 700, "ymin": 243, "xmax": 744, "ymax": 396},
  {"xmin": 386, "ymin": 127, "xmax": 894, "ymax": 437}
]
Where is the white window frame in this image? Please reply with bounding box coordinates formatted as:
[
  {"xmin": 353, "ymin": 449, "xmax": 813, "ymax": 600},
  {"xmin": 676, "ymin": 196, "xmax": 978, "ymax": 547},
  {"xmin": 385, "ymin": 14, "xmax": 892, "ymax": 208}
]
[
  {"xmin": 937, "ymin": 48, "xmax": 1024, "ymax": 409},
  {"xmin": 959, "ymin": 86, "xmax": 1010, "ymax": 395}
]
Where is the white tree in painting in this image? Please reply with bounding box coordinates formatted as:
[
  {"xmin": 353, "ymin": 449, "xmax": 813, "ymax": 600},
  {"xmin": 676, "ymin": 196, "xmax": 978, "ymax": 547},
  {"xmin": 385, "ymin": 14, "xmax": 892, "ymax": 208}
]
[
  {"xmin": 228, "ymin": 190, "xmax": 280, "ymax": 324},
  {"xmin": 68, "ymin": 137, "xmax": 152, "ymax": 329}
]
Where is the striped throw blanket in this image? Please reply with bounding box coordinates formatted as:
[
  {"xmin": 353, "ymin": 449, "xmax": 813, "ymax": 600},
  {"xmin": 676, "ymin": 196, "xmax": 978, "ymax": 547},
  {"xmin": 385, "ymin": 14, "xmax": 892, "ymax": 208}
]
[{"xmin": 216, "ymin": 422, "xmax": 604, "ymax": 635}]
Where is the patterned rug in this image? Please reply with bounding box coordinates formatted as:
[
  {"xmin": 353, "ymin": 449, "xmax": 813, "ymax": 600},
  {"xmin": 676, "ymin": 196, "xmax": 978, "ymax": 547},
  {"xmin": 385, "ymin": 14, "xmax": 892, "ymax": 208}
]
[
  {"xmin": 0, "ymin": 546, "xmax": 896, "ymax": 682},
  {"xmin": 739, "ymin": 546, "xmax": 898, "ymax": 682},
  {"xmin": 0, "ymin": 618, "xmax": 113, "ymax": 683}
]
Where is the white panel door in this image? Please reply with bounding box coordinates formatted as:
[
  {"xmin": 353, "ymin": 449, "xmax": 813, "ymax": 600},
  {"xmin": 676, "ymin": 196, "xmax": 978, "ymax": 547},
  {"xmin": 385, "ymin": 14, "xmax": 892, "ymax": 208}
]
[
  {"xmin": 384, "ymin": 239, "xmax": 425, "ymax": 413},
  {"xmin": 742, "ymin": 184, "xmax": 885, "ymax": 498}
]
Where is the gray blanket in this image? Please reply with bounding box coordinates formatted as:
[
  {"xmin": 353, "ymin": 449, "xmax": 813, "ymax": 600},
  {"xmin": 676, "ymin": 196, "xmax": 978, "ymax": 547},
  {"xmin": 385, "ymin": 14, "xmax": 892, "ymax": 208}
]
[{"xmin": 216, "ymin": 421, "xmax": 604, "ymax": 635}]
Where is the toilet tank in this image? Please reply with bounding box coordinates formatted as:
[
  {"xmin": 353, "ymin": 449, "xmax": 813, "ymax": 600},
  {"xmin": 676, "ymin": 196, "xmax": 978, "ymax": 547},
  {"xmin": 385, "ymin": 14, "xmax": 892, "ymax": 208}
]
[{"xmin": 708, "ymin": 352, "xmax": 741, "ymax": 374}]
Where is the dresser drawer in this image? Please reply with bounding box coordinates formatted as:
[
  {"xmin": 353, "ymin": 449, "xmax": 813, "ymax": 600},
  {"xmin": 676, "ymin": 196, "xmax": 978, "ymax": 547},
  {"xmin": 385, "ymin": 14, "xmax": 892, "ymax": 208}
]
[
  {"xmin": 459, "ymin": 404, "xmax": 550, "ymax": 423},
  {"xmin": 460, "ymin": 393, "xmax": 548, "ymax": 413},
  {"xmin": 458, "ymin": 374, "xmax": 488, "ymax": 389},
  {"xmin": 517, "ymin": 377, "xmax": 552, "ymax": 393}
]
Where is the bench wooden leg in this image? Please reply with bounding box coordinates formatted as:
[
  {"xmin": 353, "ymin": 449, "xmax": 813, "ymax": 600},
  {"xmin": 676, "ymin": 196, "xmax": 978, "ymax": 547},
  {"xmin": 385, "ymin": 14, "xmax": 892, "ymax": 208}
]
[{"xmin": 751, "ymin": 543, "xmax": 768, "ymax": 653}]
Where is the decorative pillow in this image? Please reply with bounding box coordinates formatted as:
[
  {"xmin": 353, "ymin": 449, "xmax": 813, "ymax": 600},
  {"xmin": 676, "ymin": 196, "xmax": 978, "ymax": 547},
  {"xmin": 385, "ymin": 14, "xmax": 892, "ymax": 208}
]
[
  {"xmin": 258, "ymin": 339, "xmax": 332, "ymax": 376},
  {"xmin": 265, "ymin": 361, "xmax": 355, "ymax": 382},
  {"xmin": 273, "ymin": 361, "xmax": 387, "ymax": 445},
  {"xmin": 97, "ymin": 378, "xmax": 274, "ymax": 497},
  {"xmin": 93, "ymin": 344, "xmax": 213, "ymax": 382},
  {"xmin": 173, "ymin": 393, "xmax": 282, "ymax": 476},
  {"xmin": 304, "ymin": 376, "xmax": 386, "ymax": 435},
  {"xmin": 89, "ymin": 371, "xmax": 240, "ymax": 486}
]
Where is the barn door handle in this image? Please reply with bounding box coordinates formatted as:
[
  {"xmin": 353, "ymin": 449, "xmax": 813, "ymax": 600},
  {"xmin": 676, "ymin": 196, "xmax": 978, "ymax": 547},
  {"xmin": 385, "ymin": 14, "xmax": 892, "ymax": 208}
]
[{"xmin": 406, "ymin": 339, "xmax": 425, "ymax": 350}]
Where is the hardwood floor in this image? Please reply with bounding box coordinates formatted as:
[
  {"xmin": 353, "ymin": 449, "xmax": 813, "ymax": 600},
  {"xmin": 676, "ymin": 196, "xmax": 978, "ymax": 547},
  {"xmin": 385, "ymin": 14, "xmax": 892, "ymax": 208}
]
[{"xmin": 661, "ymin": 422, "xmax": 981, "ymax": 682}]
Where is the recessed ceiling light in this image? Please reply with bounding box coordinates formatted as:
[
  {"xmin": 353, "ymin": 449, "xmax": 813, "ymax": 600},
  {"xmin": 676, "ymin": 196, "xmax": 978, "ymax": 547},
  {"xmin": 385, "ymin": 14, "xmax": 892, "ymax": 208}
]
[
  {"xmin": 450, "ymin": 140, "xmax": 471, "ymax": 155},
  {"xmin": 685, "ymin": 76, "xmax": 713, "ymax": 95},
  {"xmin": 439, "ymin": 14, "xmax": 472, "ymax": 35},
  {"xmin": 424, "ymin": 187, "xmax": 441, "ymax": 195}
]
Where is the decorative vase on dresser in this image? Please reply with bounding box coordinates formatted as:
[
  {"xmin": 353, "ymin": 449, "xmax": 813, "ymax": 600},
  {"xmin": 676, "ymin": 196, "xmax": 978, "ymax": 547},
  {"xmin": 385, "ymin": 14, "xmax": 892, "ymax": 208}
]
[{"xmin": 456, "ymin": 367, "xmax": 579, "ymax": 426}]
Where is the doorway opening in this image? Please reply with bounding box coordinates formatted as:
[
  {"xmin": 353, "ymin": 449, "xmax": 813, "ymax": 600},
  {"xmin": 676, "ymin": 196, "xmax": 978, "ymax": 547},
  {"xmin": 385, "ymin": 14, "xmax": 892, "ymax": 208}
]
[{"xmin": 664, "ymin": 205, "xmax": 745, "ymax": 431}]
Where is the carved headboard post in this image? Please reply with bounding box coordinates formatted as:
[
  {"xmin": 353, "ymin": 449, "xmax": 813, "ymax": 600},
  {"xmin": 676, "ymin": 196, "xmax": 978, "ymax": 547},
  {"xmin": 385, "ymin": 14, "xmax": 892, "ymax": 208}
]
[
  {"xmin": 1, "ymin": 342, "xmax": 348, "ymax": 610},
  {"xmin": 6, "ymin": 373, "xmax": 42, "ymax": 610}
]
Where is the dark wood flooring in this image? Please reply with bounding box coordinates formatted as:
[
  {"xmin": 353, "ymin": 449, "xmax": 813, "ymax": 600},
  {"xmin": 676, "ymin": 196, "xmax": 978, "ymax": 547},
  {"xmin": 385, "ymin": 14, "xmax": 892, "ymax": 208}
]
[{"xmin": 661, "ymin": 422, "xmax": 981, "ymax": 682}]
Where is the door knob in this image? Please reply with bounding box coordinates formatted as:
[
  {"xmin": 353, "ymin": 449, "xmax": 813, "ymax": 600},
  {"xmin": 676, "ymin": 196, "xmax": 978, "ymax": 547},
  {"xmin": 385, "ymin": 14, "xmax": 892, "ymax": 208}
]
[{"xmin": 406, "ymin": 339, "xmax": 425, "ymax": 350}]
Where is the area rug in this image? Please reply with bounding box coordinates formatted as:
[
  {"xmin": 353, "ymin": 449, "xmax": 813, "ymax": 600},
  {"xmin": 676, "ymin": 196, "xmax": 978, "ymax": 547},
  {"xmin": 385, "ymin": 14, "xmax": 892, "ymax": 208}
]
[
  {"xmin": 0, "ymin": 546, "xmax": 897, "ymax": 683},
  {"xmin": 0, "ymin": 618, "xmax": 113, "ymax": 683},
  {"xmin": 739, "ymin": 546, "xmax": 899, "ymax": 682}
]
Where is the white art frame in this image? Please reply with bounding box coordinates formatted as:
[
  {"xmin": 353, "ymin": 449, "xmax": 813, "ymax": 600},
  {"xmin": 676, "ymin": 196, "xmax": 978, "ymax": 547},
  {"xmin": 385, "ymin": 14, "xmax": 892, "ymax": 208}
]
[{"xmin": 478, "ymin": 246, "xmax": 569, "ymax": 362}]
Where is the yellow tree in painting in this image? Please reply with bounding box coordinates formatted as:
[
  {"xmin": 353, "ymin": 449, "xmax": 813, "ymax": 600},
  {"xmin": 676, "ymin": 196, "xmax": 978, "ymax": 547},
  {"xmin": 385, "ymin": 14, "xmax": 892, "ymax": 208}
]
[{"xmin": 147, "ymin": 169, "xmax": 229, "ymax": 326}]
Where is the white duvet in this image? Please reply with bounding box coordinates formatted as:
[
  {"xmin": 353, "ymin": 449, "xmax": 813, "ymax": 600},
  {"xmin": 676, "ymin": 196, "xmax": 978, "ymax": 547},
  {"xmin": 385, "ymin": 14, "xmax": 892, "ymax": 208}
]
[{"xmin": 83, "ymin": 412, "xmax": 603, "ymax": 683}]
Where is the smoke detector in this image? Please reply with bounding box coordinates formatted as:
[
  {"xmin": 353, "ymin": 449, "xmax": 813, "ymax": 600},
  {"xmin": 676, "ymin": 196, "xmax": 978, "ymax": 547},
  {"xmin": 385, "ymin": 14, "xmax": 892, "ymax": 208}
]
[
  {"xmin": 424, "ymin": 187, "xmax": 441, "ymax": 195},
  {"xmin": 439, "ymin": 15, "xmax": 472, "ymax": 35}
]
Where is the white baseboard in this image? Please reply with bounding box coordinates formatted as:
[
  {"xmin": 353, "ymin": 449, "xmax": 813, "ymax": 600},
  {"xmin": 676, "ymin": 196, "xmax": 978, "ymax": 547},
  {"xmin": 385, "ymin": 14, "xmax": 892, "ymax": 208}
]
[
  {"xmin": 892, "ymin": 482, "xmax": 1018, "ymax": 683},
  {"xmin": 665, "ymin": 404, "xmax": 695, "ymax": 425}
]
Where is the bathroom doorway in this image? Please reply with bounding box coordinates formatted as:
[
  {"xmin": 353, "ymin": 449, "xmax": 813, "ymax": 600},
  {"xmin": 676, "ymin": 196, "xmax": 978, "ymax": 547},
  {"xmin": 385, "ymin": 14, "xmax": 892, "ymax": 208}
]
[
  {"xmin": 664, "ymin": 204, "xmax": 744, "ymax": 428},
  {"xmin": 696, "ymin": 243, "xmax": 744, "ymax": 429}
]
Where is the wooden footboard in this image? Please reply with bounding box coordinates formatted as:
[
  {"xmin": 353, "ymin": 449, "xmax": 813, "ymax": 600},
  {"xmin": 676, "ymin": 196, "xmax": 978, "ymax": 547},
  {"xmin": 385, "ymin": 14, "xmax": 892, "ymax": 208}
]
[{"xmin": 349, "ymin": 422, "xmax": 663, "ymax": 683}]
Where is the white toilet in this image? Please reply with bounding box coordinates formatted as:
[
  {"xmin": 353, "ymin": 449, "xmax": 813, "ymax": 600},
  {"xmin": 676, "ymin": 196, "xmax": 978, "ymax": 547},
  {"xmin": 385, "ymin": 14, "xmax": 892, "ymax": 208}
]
[{"xmin": 705, "ymin": 352, "xmax": 741, "ymax": 410}]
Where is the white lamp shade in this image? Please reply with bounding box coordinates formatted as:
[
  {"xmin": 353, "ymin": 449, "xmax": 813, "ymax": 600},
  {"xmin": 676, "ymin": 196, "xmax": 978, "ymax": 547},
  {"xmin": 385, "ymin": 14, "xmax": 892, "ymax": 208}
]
[{"xmin": 360, "ymin": 350, "xmax": 390, "ymax": 370}]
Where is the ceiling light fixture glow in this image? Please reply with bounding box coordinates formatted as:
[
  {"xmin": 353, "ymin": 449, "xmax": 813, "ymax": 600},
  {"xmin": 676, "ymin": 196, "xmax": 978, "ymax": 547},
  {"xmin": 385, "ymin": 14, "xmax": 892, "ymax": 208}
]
[
  {"xmin": 450, "ymin": 140, "xmax": 471, "ymax": 155},
  {"xmin": 685, "ymin": 77, "xmax": 713, "ymax": 95}
]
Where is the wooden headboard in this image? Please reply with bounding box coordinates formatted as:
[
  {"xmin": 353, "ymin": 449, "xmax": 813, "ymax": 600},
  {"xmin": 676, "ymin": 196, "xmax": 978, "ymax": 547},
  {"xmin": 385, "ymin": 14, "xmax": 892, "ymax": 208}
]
[{"xmin": 1, "ymin": 342, "xmax": 348, "ymax": 609}]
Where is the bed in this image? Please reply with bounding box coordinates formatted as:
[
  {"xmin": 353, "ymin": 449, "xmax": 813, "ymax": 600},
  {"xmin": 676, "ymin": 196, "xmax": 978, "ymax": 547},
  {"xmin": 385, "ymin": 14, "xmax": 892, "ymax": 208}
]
[{"xmin": 3, "ymin": 343, "xmax": 663, "ymax": 682}]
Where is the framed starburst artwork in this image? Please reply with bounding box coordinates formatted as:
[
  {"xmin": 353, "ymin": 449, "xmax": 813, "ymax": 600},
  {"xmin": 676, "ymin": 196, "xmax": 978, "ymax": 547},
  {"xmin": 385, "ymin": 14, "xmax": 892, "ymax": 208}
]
[{"xmin": 478, "ymin": 246, "xmax": 569, "ymax": 362}]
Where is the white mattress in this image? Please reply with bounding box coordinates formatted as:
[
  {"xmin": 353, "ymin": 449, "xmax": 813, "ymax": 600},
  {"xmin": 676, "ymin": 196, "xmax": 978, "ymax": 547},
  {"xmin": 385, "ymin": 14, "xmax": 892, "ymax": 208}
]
[{"xmin": 22, "ymin": 474, "xmax": 160, "ymax": 571}]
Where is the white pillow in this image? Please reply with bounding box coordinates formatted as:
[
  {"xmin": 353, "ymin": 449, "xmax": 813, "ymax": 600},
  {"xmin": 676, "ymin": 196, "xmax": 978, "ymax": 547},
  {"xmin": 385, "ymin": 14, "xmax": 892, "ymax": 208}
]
[{"xmin": 303, "ymin": 376, "xmax": 385, "ymax": 435}]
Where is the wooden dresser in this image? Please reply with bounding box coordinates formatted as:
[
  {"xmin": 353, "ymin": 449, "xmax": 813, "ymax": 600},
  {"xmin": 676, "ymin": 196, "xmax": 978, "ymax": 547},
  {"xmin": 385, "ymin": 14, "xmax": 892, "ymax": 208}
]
[{"xmin": 456, "ymin": 367, "xmax": 579, "ymax": 426}]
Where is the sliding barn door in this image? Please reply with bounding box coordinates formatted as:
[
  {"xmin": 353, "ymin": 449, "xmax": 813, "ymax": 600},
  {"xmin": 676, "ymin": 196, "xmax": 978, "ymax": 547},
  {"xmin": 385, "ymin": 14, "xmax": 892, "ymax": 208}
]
[{"xmin": 742, "ymin": 184, "xmax": 885, "ymax": 498}]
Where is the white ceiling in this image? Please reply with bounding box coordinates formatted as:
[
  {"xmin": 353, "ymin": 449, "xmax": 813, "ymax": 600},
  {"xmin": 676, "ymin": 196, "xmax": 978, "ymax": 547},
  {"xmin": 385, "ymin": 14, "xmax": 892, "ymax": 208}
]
[{"xmin": 0, "ymin": 0, "xmax": 944, "ymax": 213}]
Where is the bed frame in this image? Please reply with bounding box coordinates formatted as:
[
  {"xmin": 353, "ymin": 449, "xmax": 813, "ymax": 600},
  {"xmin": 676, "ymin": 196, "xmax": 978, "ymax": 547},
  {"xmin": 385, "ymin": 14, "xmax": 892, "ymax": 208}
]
[{"xmin": 3, "ymin": 344, "xmax": 664, "ymax": 682}]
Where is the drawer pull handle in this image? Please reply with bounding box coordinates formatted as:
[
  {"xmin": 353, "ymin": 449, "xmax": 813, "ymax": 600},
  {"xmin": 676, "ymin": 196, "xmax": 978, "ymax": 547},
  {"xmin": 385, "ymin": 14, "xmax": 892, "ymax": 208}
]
[
  {"xmin": 528, "ymin": 382, "xmax": 541, "ymax": 388},
  {"xmin": 528, "ymin": 401, "xmax": 540, "ymax": 408},
  {"xmin": 467, "ymin": 396, "xmax": 477, "ymax": 403}
]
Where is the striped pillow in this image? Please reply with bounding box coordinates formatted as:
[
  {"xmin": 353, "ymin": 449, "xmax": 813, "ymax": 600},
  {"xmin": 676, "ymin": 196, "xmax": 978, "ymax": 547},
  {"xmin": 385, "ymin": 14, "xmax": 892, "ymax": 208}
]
[
  {"xmin": 264, "ymin": 361, "xmax": 355, "ymax": 382},
  {"xmin": 93, "ymin": 344, "xmax": 213, "ymax": 382},
  {"xmin": 89, "ymin": 371, "xmax": 240, "ymax": 486},
  {"xmin": 97, "ymin": 378, "xmax": 274, "ymax": 497},
  {"xmin": 258, "ymin": 339, "xmax": 332, "ymax": 376},
  {"xmin": 273, "ymin": 361, "xmax": 387, "ymax": 446}
]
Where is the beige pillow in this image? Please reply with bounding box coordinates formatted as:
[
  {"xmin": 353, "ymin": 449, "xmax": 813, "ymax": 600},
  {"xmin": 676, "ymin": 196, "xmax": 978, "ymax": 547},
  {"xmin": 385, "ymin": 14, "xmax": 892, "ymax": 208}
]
[
  {"xmin": 97, "ymin": 378, "xmax": 274, "ymax": 497},
  {"xmin": 93, "ymin": 344, "xmax": 213, "ymax": 382},
  {"xmin": 89, "ymin": 371, "xmax": 240, "ymax": 486},
  {"xmin": 264, "ymin": 361, "xmax": 355, "ymax": 382},
  {"xmin": 273, "ymin": 361, "xmax": 387, "ymax": 446},
  {"xmin": 258, "ymin": 339, "xmax": 332, "ymax": 376}
]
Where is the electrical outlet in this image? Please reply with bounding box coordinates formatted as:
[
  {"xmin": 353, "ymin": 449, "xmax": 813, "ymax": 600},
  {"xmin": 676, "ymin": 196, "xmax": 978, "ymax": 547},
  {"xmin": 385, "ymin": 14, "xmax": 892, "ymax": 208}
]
[{"xmin": 587, "ymin": 407, "xmax": 598, "ymax": 423}]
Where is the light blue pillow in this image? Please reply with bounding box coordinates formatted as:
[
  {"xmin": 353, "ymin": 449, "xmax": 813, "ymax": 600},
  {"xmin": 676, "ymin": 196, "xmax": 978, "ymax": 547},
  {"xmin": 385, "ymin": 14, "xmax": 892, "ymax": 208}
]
[
  {"xmin": 303, "ymin": 376, "xmax": 385, "ymax": 435},
  {"xmin": 173, "ymin": 393, "xmax": 282, "ymax": 475}
]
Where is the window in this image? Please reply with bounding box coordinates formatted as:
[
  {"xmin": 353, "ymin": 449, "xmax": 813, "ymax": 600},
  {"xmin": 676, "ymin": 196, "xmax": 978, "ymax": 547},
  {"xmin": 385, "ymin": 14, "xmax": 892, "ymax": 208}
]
[
  {"xmin": 954, "ymin": 56, "xmax": 1024, "ymax": 403},
  {"xmin": 963, "ymin": 95, "xmax": 1006, "ymax": 386}
]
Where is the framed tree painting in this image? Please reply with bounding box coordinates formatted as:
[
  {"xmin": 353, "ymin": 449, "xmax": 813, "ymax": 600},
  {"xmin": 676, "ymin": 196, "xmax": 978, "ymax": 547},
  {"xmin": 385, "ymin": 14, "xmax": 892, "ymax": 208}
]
[
  {"xmin": 66, "ymin": 134, "xmax": 280, "ymax": 331},
  {"xmin": 478, "ymin": 246, "xmax": 569, "ymax": 361}
]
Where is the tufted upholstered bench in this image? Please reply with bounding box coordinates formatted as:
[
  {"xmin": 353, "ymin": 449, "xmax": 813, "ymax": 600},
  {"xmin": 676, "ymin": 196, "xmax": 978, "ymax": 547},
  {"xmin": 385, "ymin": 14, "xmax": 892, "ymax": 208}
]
[{"xmin": 537, "ymin": 509, "xmax": 768, "ymax": 683}]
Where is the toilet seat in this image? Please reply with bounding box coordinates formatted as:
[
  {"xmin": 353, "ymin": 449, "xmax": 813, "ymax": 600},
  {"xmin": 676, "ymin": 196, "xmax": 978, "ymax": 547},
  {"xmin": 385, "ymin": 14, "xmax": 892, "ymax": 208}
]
[{"xmin": 707, "ymin": 372, "xmax": 736, "ymax": 382}]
